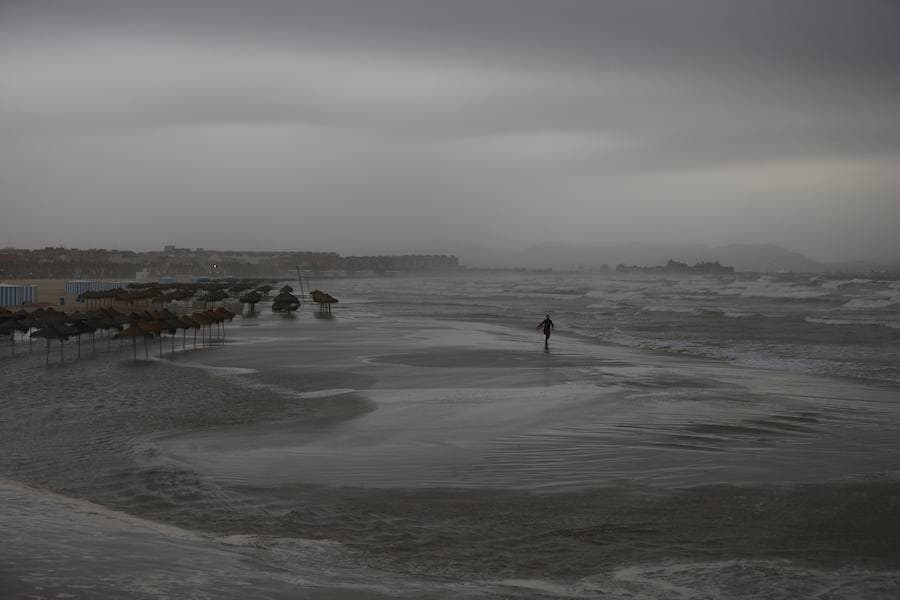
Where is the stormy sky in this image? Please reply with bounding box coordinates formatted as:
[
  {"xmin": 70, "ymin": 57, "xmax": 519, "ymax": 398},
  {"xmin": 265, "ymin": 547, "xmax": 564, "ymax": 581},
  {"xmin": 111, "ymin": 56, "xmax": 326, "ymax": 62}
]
[{"xmin": 2, "ymin": 0, "xmax": 898, "ymax": 262}]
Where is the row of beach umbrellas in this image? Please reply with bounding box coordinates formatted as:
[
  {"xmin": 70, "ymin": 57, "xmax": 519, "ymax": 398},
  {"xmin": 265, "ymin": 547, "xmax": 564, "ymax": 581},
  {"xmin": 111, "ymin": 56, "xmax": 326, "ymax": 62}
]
[
  {"xmin": 76, "ymin": 279, "xmax": 276, "ymax": 309},
  {"xmin": 0, "ymin": 305, "xmax": 234, "ymax": 365}
]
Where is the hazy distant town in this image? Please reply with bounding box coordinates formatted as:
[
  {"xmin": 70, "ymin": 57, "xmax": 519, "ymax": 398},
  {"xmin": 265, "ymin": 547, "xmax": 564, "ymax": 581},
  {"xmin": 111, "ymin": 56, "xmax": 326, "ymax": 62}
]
[
  {"xmin": 2, "ymin": 242, "xmax": 898, "ymax": 283},
  {"xmin": 0, "ymin": 246, "xmax": 460, "ymax": 280}
]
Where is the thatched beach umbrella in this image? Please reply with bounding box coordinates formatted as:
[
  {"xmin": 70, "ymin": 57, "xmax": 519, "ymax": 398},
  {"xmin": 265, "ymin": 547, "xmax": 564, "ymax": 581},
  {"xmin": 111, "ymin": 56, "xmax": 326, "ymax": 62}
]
[
  {"xmin": 0, "ymin": 309, "xmax": 33, "ymax": 356},
  {"xmin": 310, "ymin": 290, "xmax": 339, "ymax": 314},
  {"xmin": 139, "ymin": 319, "xmax": 163, "ymax": 358},
  {"xmin": 31, "ymin": 321, "xmax": 79, "ymax": 365},
  {"xmin": 238, "ymin": 290, "xmax": 262, "ymax": 313},
  {"xmin": 211, "ymin": 307, "xmax": 234, "ymax": 342},
  {"xmin": 271, "ymin": 291, "xmax": 301, "ymax": 312},
  {"xmin": 117, "ymin": 322, "xmax": 146, "ymax": 361},
  {"xmin": 93, "ymin": 308, "xmax": 125, "ymax": 351},
  {"xmin": 191, "ymin": 311, "xmax": 212, "ymax": 345},
  {"xmin": 154, "ymin": 308, "xmax": 183, "ymax": 354},
  {"xmin": 68, "ymin": 317, "xmax": 99, "ymax": 358},
  {"xmin": 16, "ymin": 313, "xmax": 41, "ymax": 353},
  {"xmin": 0, "ymin": 320, "xmax": 20, "ymax": 357},
  {"xmin": 200, "ymin": 309, "xmax": 222, "ymax": 344},
  {"xmin": 177, "ymin": 315, "xmax": 198, "ymax": 349}
]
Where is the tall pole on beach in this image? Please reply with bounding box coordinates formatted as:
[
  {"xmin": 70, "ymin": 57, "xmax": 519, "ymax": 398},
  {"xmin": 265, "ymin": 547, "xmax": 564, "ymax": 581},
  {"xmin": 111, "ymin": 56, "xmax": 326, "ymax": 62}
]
[{"xmin": 296, "ymin": 265, "xmax": 305, "ymax": 303}]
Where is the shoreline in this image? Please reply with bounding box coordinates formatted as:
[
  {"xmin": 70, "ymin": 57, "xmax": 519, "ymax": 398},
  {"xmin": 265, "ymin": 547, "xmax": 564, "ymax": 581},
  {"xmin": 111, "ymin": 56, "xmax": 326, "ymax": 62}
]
[{"xmin": 2, "ymin": 301, "xmax": 900, "ymax": 597}]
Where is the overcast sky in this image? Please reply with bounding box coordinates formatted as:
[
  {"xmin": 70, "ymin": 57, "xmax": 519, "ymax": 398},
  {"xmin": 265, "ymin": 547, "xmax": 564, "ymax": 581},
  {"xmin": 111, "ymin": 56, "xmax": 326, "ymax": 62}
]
[{"xmin": 2, "ymin": 0, "xmax": 898, "ymax": 262}]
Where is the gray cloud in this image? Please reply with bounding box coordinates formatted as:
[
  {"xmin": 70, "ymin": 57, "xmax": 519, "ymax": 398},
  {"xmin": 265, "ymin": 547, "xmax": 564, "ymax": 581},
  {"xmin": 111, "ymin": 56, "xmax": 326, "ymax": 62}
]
[{"xmin": 1, "ymin": 0, "xmax": 898, "ymax": 262}]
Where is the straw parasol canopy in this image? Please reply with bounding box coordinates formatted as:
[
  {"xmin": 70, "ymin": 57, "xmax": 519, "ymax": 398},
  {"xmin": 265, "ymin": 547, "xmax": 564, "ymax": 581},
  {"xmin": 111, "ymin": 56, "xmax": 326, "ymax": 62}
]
[
  {"xmin": 30, "ymin": 320, "xmax": 80, "ymax": 364},
  {"xmin": 310, "ymin": 289, "xmax": 339, "ymax": 314},
  {"xmin": 271, "ymin": 291, "xmax": 301, "ymax": 312}
]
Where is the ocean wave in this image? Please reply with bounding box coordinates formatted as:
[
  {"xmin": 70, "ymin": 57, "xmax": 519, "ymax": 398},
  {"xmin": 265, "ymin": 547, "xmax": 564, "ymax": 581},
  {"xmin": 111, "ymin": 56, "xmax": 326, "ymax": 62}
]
[
  {"xmin": 598, "ymin": 560, "xmax": 899, "ymax": 600},
  {"xmin": 717, "ymin": 281, "xmax": 832, "ymax": 300},
  {"xmin": 806, "ymin": 316, "xmax": 900, "ymax": 330},
  {"xmin": 816, "ymin": 277, "xmax": 874, "ymax": 289},
  {"xmin": 842, "ymin": 297, "xmax": 899, "ymax": 310},
  {"xmin": 493, "ymin": 559, "xmax": 900, "ymax": 599},
  {"xmin": 641, "ymin": 305, "xmax": 702, "ymax": 315},
  {"xmin": 722, "ymin": 310, "xmax": 755, "ymax": 318}
]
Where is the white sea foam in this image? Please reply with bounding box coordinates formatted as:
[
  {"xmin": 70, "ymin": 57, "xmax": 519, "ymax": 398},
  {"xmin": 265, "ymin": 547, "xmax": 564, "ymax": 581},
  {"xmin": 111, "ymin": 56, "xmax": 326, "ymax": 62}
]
[
  {"xmin": 600, "ymin": 560, "xmax": 900, "ymax": 600},
  {"xmin": 170, "ymin": 362, "xmax": 259, "ymax": 376},
  {"xmin": 842, "ymin": 297, "xmax": 898, "ymax": 309},
  {"xmin": 723, "ymin": 310, "xmax": 754, "ymax": 318},
  {"xmin": 718, "ymin": 280, "xmax": 830, "ymax": 299},
  {"xmin": 642, "ymin": 305, "xmax": 700, "ymax": 315},
  {"xmin": 494, "ymin": 560, "xmax": 900, "ymax": 599},
  {"xmin": 295, "ymin": 388, "xmax": 356, "ymax": 399},
  {"xmin": 806, "ymin": 316, "xmax": 900, "ymax": 330},
  {"xmin": 805, "ymin": 317, "xmax": 854, "ymax": 326}
]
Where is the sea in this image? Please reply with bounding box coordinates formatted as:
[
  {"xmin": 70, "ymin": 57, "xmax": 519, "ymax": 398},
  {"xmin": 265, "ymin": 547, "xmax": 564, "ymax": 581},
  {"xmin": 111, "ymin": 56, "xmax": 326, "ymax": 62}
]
[{"xmin": 2, "ymin": 270, "xmax": 899, "ymax": 599}]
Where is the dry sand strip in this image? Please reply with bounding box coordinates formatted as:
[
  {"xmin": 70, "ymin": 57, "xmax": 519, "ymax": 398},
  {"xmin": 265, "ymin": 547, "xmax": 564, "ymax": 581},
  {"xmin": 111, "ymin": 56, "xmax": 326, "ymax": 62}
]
[{"xmin": 1, "ymin": 278, "xmax": 69, "ymax": 306}]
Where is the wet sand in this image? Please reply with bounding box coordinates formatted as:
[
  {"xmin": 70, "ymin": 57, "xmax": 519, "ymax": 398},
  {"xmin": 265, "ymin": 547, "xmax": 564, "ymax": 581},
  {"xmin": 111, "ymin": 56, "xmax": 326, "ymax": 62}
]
[
  {"xmin": 2, "ymin": 307, "xmax": 900, "ymax": 598},
  {"xmin": 159, "ymin": 317, "xmax": 900, "ymax": 491}
]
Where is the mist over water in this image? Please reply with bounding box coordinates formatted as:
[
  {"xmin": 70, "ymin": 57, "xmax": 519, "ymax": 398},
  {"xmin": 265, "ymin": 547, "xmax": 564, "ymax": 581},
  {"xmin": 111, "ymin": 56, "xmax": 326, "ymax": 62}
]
[
  {"xmin": 2, "ymin": 271, "xmax": 899, "ymax": 598},
  {"xmin": 340, "ymin": 271, "xmax": 900, "ymax": 383}
]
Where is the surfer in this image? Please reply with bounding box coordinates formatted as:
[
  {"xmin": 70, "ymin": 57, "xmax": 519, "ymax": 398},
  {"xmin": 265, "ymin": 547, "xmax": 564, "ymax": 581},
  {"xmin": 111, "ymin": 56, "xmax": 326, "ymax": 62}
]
[{"xmin": 536, "ymin": 314, "xmax": 554, "ymax": 349}]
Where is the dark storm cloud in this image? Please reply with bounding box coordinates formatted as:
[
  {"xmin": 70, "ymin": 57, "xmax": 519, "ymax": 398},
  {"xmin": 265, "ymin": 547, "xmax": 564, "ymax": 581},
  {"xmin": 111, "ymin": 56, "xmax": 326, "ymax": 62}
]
[
  {"xmin": 1, "ymin": 0, "xmax": 899, "ymax": 260},
  {"xmin": 7, "ymin": 0, "xmax": 899, "ymax": 75}
]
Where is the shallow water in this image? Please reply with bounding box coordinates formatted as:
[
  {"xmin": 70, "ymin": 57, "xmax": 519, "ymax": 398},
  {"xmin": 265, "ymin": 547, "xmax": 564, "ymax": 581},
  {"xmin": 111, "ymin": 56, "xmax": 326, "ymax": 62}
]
[{"xmin": 2, "ymin": 272, "xmax": 899, "ymax": 598}]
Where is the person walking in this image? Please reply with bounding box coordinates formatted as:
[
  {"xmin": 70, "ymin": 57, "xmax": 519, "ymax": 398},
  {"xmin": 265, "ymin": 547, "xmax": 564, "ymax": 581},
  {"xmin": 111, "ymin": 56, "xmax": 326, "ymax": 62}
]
[{"xmin": 536, "ymin": 314, "xmax": 554, "ymax": 349}]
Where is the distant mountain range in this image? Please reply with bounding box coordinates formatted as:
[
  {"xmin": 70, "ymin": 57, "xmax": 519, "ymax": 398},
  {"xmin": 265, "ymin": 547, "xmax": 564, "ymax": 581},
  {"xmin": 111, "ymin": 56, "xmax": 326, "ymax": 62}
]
[{"xmin": 453, "ymin": 242, "xmax": 895, "ymax": 273}]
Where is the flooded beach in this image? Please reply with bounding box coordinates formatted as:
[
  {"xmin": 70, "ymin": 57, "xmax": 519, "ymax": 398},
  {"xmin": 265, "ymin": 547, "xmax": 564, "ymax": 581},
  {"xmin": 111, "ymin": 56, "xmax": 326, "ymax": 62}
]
[{"xmin": 2, "ymin": 272, "xmax": 899, "ymax": 598}]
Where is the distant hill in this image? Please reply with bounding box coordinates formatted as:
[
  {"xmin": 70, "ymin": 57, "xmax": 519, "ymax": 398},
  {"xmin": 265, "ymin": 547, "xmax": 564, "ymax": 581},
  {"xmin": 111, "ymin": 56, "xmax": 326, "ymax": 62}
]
[{"xmin": 458, "ymin": 242, "xmax": 828, "ymax": 272}]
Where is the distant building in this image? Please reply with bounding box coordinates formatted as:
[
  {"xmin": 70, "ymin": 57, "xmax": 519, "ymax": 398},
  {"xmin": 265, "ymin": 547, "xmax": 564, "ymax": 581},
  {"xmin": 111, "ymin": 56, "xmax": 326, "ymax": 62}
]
[
  {"xmin": 0, "ymin": 284, "xmax": 37, "ymax": 306},
  {"xmin": 65, "ymin": 280, "xmax": 130, "ymax": 302}
]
